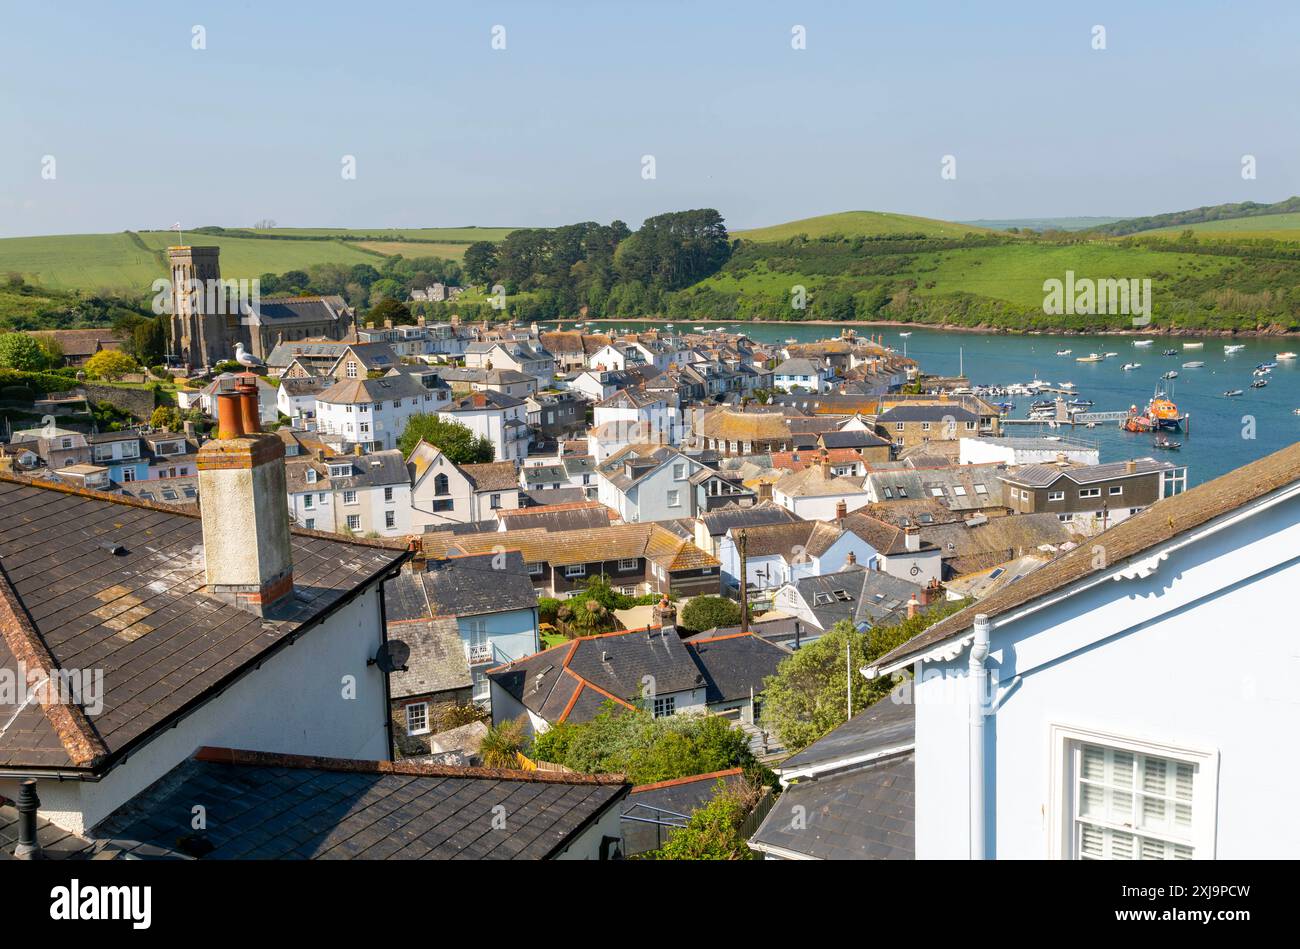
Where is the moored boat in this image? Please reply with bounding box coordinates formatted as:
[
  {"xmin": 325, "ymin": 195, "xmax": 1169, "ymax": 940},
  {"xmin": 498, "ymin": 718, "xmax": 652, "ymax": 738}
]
[
  {"xmin": 1252, "ymin": 378, "xmax": 1269, "ymax": 388},
  {"xmin": 1182, "ymin": 361, "xmax": 1205, "ymax": 369},
  {"xmin": 1122, "ymin": 362, "xmax": 1141, "ymax": 371},
  {"xmin": 1134, "ymin": 339, "xmax": 1153, "ymax": 346},
  {"xmin": 1075, "ymin": 353, "xmax": 1104, "ymax": 363},
  {"xmin": 1278, "ymin": 352, "xmax": 1297, "ymax": 360}
]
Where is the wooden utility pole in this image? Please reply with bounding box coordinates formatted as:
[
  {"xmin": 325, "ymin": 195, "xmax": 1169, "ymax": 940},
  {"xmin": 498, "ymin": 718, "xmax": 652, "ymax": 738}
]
[{"xmin": 737, "ymin": 529, "xmax": 750, "ymax": 632}]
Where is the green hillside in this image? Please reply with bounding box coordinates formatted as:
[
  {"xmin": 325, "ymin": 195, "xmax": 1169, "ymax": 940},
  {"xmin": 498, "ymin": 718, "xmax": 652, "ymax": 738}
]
[
  {"xmin": 1142, "ymin": 211, "xmax": 1300, "ymax": 242},
  {"xmin": 1092, "ymin": 196, "xmax": 1300, "ymax": 237},
  {"xmin": 735, "ymin": 211, "xmax": 989, "ymax": 242},
  {"xmin": 0, "ymin": 226, "xmax": 520, "ymax": 294}
]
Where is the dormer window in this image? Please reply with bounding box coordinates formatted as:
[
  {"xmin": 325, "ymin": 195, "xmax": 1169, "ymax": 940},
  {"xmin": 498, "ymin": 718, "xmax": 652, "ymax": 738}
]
[{"xmin": 306, "ymin": 469, "xmax": 317, "ymax": 484}]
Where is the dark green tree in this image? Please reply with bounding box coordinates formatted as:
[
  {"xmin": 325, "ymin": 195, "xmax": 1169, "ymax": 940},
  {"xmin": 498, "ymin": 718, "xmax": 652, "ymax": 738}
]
[{"xmin": 397, "ymin": 413, "xmax": 494, "ymax": 463}]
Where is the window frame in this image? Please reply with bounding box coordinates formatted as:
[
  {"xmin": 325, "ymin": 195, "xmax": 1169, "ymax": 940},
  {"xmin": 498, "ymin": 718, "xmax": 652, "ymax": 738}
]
[
  {"xmin": 405, "ymin": 702, "xmax": 430, "ymax": 736},
  {"xmin": 1046, "ymin": 722, "xmax": 1218, "ymax": 860}
]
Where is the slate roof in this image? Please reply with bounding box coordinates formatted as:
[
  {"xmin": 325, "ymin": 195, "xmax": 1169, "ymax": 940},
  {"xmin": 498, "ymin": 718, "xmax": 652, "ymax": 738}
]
[
  {"xmin": 750, "ymin": 693, "xmax": 916, "ymax": 860},
  {"xmin": 461, "ymin": 461, "xmax": 521, "ymax": 492},
  {"xmin": 328, "ymin": 450, "xmax": 411, "ymax": 489},
  {"xmin": 749, "ymin": 753, "xmax": 915, "ymax": 859},
  {"xmin": 392, "ymin": 552, "xmax": 538, "ymax": 620},
  {"xmin": 0, "ymin": 801, "xmax": 106, "ymax": 859},
  {"xmin": 88, "ymin": 747, "xmax": 628, "ymax": 860},
  {"xmin": 918, "ymin": 512, "xmax": 1078, "ymax": 575},
  {"xmin": 384, "ymin": 609, "xmax": 471, "ymax": 699},
  {"xmin": 790, "ymin": 566, "xmax": 925, "ymax": 630},
  {"xmin": 819, "ymin": 429, "xmax": 890, "ymax": 450},
  {"xmin": 697, "ymin": 501, "xmax": 802, "ymax": 538},
  {"xmin": 446, "ymin": 390, "xmax": 526, "ymax": 411},
  {"xmin": 253, "ymin": 295, "xmax": 352, "ymax": 325},
  {"xmin": 1001, "ymin": 457, "xmax": 1174, "ymax": 488},
  {"xmin": 780, "ymin": 688, "xmax": 916, "ymax": 773},
  {"xmin": 495, "ymin": 501, "xmax": 615, "ymax": 532},
  {"xmin": 773, "ymin": 358, "xmax": 824, "ymax": 376},
  {"xmin": 684, "ymin": 633, "xmax": 790, "ymax": 703},
  {"xmin": 842, "ymin": 511, "xmax": 940, "ymax": 556},
  {"xmin": 0, "ymin": 476, "xmax": 407, "ymax": 773},
  {"xmin": 317, "ymin": 373, "xmax": 429, "ymax": 405},
  {"xmin": 877, "ymin": 404, "xmax": 977, "ymax": 423},
  {"xmin": 733, "ymin": 520, "xmax": 845, "ymax": 560},
  {"xmin": 865, "ymin": 464, "xmax": 1005, "ymax": 511},
  {"xmin": 489, "ymin": 627, "xmax": 784, "ymax": 724},
  {"xmin": 698, "ymin": 408, "xmax": 792, "ymax": 442},
  {"xmin": 874, "ymin": 439, "xmax": 1300, "ymax": 671},
  {"xmin": 774, "ymin": 464, "xmax": 866, "ymax": 499}
]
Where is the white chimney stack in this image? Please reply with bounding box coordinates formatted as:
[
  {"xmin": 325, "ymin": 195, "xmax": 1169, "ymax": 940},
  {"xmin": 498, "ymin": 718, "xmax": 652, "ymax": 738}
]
[
  {"xmin": 904, "ymin": 525, "xmax": 921, "ymax": 552},
  {"xmin": 196, "ymin": 377, "xmax": 294, "ymax": 616}
]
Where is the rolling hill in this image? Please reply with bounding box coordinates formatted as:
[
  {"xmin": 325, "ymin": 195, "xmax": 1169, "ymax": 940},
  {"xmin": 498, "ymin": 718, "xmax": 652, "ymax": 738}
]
[
  {"xmin": 1140, "ymin": 211, "xmax": 1300, "ymax": 242},
  {"xmin": 1091, "ymin": 197, "xmax": 1300, "ymax": 237},
  {"xmin": 734, "ymin": 210, "xmax": 989, "ymax": 242},
  {"xmin": 0, "ymin": 226, "xmax": 520, "ymax": 294}
]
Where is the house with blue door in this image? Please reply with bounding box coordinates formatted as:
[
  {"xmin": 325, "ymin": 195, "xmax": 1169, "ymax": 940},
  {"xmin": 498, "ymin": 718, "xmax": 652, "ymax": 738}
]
[{"xmin": 861, "ymin": 440, "xmax": 1300, "ymax": 860}]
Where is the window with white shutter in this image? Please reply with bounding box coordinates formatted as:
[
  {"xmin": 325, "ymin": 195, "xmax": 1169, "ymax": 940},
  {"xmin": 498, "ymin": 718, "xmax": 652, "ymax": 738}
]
[{"xmin": 1069, "ymin": 741, "xmax": 1202, "ymax": 860}]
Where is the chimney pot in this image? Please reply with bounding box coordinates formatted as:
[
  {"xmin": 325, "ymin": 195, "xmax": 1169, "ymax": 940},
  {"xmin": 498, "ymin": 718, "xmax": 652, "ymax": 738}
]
[
  {"xmin": 846, "ymin": 549, "xmax": 857, "ymax": 566},
  {"xmin": 835, "ymin": 499, "xmax": 847, "ymax": 523},
  {"xmin": 13, "ymin": 779, "xmax": 40, "ymax": 859}
]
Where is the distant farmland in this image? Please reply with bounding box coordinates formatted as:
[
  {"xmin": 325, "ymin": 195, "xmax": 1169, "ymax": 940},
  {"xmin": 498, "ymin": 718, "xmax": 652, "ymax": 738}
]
[
  {"xmin": 0, "ymin": 226, "xmax": 519, "ymax": 292},
  {"xmin": 734, "ymin": 210, "xmax": 989, "ymax": 242}
]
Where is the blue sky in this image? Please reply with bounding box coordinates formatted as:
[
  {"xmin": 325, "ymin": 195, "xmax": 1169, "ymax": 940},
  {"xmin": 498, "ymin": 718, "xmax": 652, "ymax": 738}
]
[{"xmin": 2, "ymin": 0, "xmax": 1298, "ymax": 237}]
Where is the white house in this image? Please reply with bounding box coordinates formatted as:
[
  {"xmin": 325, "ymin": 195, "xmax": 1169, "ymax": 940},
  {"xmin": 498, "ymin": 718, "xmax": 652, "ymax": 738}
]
[
  {"xmin": 316, "ymin": 373, "xmax": 443, "ymax": 452},
  {"xmin": 285, "ymin": 450, "xmax": 412, "ymax": 537},
  {"xmin": 773, "ymin": 357, "xmax": 830, "ymax": 393},
  {"xmin": 275, "ymin": 376, "xmax": 329, "ymax": 428},
  {"xmin": 862, "ymin": 441, "xmax": 1300, "ymax": 860},
  {"xmin": 959, "ymin": 435, "xmax": 1101, "ymax": 468},
  {"xmin": 594, "ymin": 445, "xmax": 706, "ymax": 522},
  {"xmin": 772, "ymin": 462, "xmax": 871, "ymax": 520},
  {"xmin": 717, "ymin": 520, "xmax": 879, "ymax": 594},
  {"xmin": 439, "ymin": 390, "xmax": 530, "ymax": 463},
  {"xmin": 407, "ymin": 440, "xmax": 522, "ymax": 527}
]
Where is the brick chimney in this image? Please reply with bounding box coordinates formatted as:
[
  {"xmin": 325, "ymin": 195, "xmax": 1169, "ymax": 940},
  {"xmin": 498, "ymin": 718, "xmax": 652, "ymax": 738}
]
[
  {"xmin": 906, "ymin": 593, "xmax": 920, "ymax": 619},
  {"xmin": 845, "ymin": 549, "xmax": 857, "ymax": 566},
  {"xmin": 820, "ymin": 449, "xmax": 831, "ymax": 479},
  {"xmin": 835, "ymin": 499, "xmax": 847, "ymax": 523},
  {"xmin": 653, "ymin": 594, "xmax": 677, "ymax": 631},
  {"xmin": 197, "ymin": 380, "xmax": 294, "ymax": 617},
  {"xmin": 1125, "ymin": 459, "xmax": 1137, "ymax": 474}
]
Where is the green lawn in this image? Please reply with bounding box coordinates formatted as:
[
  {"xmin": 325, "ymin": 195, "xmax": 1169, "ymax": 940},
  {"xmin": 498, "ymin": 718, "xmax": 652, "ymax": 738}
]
[{"xmin": 735, "ymin": 210, "xmax": 991, "ymax": 242}]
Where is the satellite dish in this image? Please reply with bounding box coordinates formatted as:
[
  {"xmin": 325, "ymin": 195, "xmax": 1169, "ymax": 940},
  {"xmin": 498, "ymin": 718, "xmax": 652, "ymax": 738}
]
[{"xmin": 370, "ymin": 640, "xmax": 410, "ymax": 674}]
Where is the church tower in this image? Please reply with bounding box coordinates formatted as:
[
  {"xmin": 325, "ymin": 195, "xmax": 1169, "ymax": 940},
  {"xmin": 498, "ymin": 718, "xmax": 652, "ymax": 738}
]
[{"xmin": 168, "ymin": 245, "xmax": 230, "ymax": 368}]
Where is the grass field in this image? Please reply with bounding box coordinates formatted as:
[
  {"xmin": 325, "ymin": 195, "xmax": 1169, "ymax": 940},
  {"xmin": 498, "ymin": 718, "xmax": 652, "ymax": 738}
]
[
  {"xmin": 0, "ymin": 233, "xmax": 164, "ymax": 293},
  {"xmin": 1142, "ymin": 212, "xmax": 1300, "ymax": 242},
  {"xmin": 735, "ymin": 210, "xmax": 991, "ymax": 242},
  {"xmin": 353, "ymin": 241, "xmax": 474, "ymax": 260},
  {"xmin": 0, "ymin": 226, "xmax": 518, "ymax": 292},
  {"xmin": 248, "ymin": 226, "xmax": 519, "ymax": 242},
  {"xmin": 701, "ymin": 241, "xmax": 1237, "ymax": 308}
]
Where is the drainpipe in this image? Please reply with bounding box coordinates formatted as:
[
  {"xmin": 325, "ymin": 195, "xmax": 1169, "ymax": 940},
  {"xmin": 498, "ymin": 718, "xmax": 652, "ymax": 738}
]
[{"xmin": 969, "ymin": 613, "xmax": 991, "ymax": 860}]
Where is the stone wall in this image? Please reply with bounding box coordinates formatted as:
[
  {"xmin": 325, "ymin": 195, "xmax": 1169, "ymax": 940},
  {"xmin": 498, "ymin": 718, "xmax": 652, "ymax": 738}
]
[{"xmin": 77, "ymin": 383, "xmax": 157, "ymax": 420}]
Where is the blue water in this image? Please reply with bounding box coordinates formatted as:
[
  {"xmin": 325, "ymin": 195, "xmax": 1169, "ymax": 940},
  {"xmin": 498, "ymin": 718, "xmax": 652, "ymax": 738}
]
[{"xmin": 578, "ymin": 321, "xmax": 1300, "ymax": 487}]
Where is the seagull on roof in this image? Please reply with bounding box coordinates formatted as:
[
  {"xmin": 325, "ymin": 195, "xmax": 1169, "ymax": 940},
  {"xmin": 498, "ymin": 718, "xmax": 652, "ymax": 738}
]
[{"xmin": 234, "ymin": 342, "xmax": 265, "ymax": 371}]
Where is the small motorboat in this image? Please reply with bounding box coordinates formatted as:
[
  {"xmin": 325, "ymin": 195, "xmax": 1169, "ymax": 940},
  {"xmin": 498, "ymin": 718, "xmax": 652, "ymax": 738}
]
[
  {"xmin": 1278, "ymin": 352, "xmax": 1297, "ymax": 360},
  {"xmin": 1058, "ymin": 381, "xmax": 1076, "ymax": 390},
  {"xmin": 1162, "ymin": 349, "xmax": 1178, "ymax": 356},
  {"xmin": 1225, "ymin": 344, "xmax": 1245, "ymax": 354},
  {"xmin": 1134, "ymin": 339, "xmax": 1154, "ymax": 347},
  {"xmin": 1121, "ymin": 411, "xmax": 1155, "ymax": 433},
  {"xmin": 1056, "ymin": 349, "xmax": 1072, "ymax": 356},
  {"xmin": 899, "ymin": 332, "xmax": 912, "ymax": 338},
  {"xmin": 1223, "ymin": 389, "xmax": 1244, "ymax": 397},
  {"xmin": 1069, "ymin": 398, "xmax": 1095, "ymax": 408},
  {"xmin": 1122, "ymin": 362, "xmax": 1141, "ymax": 371},
  {"xmin": 1182, "ymin": 361, "xmax": 1205, "ymax": 369},
  {"xmin": 1252, "ymin": 378, "xmax": 1269, "ymax": 388},
  {"xmin": 1162, "ymin": 370, "xmax": 1179, "ymax": 380},
  {"xmin": 1253, "ymin": 367, "xmax": 1271, "ymax": 377},
  {"xmin": 1104, "ymin": 352, "xmax": 1119, "ymax": 358},
  {"xmin": 1153, "ymin": 436, "xmax": 1182, "ymax": 451},
  {"xmin": 1076, "ymin": 353, "xmax": 1104, "ymax": 363},
  {"xmin": 1257, "ymin": 361, "xmax": 1278, "ymax": 370},
  {"xmin": 1184, "ymin": 342, "xmax": 1204, "ymax": 349}
]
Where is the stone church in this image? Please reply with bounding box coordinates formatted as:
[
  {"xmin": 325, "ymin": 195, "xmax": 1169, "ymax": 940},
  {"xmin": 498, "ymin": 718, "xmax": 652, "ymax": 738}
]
[{"xmin": 167, "ymin": 245, "xmax": 355, "ymax": 368}]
